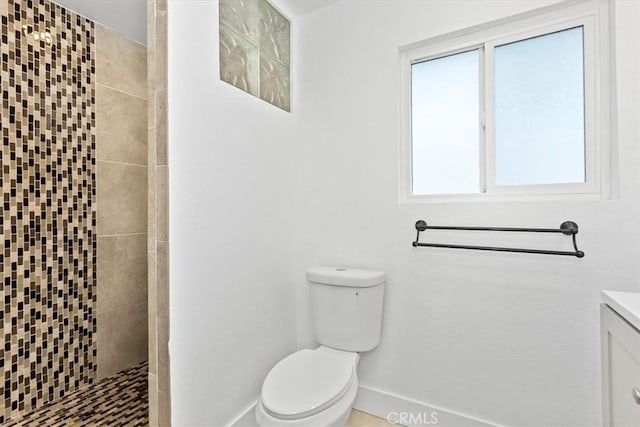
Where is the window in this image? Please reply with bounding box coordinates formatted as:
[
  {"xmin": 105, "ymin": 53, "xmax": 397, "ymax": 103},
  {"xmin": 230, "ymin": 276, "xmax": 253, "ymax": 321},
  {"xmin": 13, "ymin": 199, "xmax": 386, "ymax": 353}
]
[
  {"xmin": 399, "ymin": 1, "xmax": 611, "ymax": 201},
  {"xmin": 411, "ymin": 50, "xmax": 480, "ymax": 195},
  {"xmin": 494, "ymin": 27, "xmax": 585, "ymax": 186}
]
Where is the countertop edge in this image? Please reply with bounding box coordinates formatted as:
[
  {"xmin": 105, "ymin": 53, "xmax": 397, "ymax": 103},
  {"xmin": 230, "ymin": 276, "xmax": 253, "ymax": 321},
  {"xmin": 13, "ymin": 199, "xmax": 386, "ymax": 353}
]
[{"xmin": 602, "ymin": 290, "xmax": 640, "ymax": 332}]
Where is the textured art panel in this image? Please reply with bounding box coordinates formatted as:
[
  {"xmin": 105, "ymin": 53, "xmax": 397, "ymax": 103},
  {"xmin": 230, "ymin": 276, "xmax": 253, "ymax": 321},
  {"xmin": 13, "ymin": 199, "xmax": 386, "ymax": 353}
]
[
  {"xmin": 0, "ymin": 0, "xmax": 96, "ymax": 422},
  {"xmin": 219, "ymin": 0, "xmax": 290, "ymax": 111}
]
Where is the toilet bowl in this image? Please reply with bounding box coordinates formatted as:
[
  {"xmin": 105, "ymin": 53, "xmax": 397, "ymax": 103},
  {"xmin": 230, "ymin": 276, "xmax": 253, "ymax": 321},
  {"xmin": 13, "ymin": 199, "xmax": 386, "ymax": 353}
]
[
  {"xmin": 256, "ymin": 267, "xmax": 386, "ymax": 427},
  {"xmin": 255, "ymin": 346, "xmax": 359, "ymax": 427}
]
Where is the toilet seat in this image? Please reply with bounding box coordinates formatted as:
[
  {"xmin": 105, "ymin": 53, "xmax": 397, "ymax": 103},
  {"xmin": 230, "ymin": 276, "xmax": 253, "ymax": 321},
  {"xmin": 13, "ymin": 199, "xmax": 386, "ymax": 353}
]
[{"xmin": 260, "ymin": 347, "xmax": 358, "ymax": 420}]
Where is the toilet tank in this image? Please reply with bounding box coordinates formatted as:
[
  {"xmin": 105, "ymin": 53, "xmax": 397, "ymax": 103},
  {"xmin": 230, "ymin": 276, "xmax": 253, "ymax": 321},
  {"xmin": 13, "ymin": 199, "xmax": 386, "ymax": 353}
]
[{"xmin": 307, "ymin": 267, "xmax": 386, "ymax": 352}]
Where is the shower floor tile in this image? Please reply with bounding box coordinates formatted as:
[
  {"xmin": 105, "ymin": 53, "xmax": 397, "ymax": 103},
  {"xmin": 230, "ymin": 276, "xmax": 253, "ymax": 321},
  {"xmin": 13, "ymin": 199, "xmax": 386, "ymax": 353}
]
[{"xmin": 4, "ymin": 361, "xmax": 148, "ymax": 427}]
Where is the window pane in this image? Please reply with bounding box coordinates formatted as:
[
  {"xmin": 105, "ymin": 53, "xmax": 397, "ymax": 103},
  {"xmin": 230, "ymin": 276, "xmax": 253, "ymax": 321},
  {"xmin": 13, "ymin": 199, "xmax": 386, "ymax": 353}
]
[
  {"xmin": 494, "ymin": 26, "xmax": 585, "ymax": 186},
  {"xmin": 411, "ymin": 50, "xmax": 480, "ymax": 195}
]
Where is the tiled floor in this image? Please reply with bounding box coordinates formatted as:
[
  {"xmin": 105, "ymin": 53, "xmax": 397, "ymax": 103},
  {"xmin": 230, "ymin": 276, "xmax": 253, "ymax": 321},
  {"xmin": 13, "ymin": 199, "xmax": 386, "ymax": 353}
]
[
  {"xmin": 4, "ymin": 361, "xmax": 148, "ymax": 427},
  {"xmin": 4, "ymin": 366, "xmax": 394, "ymax": 427},
  {"xmin": 346, "ymin": 409, "xmax": 398, "ymax": 427}
]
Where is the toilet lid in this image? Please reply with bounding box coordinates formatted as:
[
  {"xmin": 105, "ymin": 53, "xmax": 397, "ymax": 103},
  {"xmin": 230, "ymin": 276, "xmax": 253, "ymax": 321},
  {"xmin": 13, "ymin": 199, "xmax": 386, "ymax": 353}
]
[{"xmin": 261, "ymin": 348, "xmax": 356, "ymax": 419}]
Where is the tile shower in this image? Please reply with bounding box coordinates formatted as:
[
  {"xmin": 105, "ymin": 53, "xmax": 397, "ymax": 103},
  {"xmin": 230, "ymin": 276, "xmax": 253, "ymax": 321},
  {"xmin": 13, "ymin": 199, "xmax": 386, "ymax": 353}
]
[{"xmin": 0, "ymin": 0, "xmax": 148, "ymax": 424}]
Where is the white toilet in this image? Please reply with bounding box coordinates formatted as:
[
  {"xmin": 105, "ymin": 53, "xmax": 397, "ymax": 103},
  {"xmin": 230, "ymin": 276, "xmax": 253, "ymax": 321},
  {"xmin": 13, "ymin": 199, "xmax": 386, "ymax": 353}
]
[{"xmin": 255, "ymin": 266, "xmax": 386, "ymax": 427}]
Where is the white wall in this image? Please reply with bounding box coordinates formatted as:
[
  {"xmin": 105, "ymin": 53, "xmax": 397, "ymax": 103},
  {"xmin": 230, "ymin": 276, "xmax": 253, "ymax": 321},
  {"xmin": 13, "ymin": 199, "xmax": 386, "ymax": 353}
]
[
  {"xmin": 168, "ymin": 1, "xmax": 297, "ymax": 425},
  {"xmin": 290, "ymin": 1, "xmax": 640, "ymax": 426},
  {"xmin": 169, "ymin": 0, "xmax": 640, "ymax": 426}
]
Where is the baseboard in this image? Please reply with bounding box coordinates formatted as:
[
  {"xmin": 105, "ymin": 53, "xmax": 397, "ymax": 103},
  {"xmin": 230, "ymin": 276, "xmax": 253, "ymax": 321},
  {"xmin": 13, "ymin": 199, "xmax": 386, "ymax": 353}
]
[
  {"xmin": 230, "ymin": 386, "xmax": 503, "ymax": 427},
  {"xmin": 353, "ymin": 385, "xmax": 503, "ymax": 427}
]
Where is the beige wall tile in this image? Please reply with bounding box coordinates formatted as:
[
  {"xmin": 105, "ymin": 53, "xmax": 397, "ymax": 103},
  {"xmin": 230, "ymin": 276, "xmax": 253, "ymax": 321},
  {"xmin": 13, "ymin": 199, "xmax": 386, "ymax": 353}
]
[
  {"xmin": 148, "ymin": 318, "xmax": 158, "ymax": 376},
  {"xmin": 97, "ymin": 302, "xmax": 148, "ymax": 380},
  {"xmin": 155, "ymin": 49, "xmax": 167, "ymax": 92},
  {"xmin": 96, "ymin": 24, "xmax": 147, "ymax": 99},
  {"xmin": 149, "ymin": 94, "xmax": 156, "ymax": 130},
  {"xmin": 97, "ymin": 234, "xmax": 148, "ymax": 313},
  {"xmin": 148, "ymin": 251, "xmax": 158, "ymax": 320},
  {"xmin": 97, "ymin": 235, "xmax": 116, "ymax": 291},
  {"xmin": 148, "ymin": 314, "xmax": 158, "ymax": 376},
  {"xmin": 157, "ymin": 241, "xmax": 169, "ymax": 318},
  {"xmin": 97, "ymin": 161, "xmax": 148, "ymax": 235},
  {"xmin": 148, "ymin": 157, "xmax": 157, "ymax": 251},
  {"xmin": 158, "ymin": 315, "xmax": 170, "ymax": 393},
  {"xmin": 157, "ymin": 166, "xmax": 169, "ymax": 241},
  {"xmin": 148, "ymin": 125, "xmax": 157, "ymax": 168},
  {"xmin": 97, "ymin": 85, "xmax": 148, "ymax": 165},
  {"xmin": 95, "ymin": 22, "xmax": 149, "ymax": 391},
  {"xmin": 147, "ymin": 2, "xmax": 157, "ymax": 90},
  {"xmin": 149, "ymin": 373, "xmax": 159, "ymax": 426},
  {"xmin": 149, "ymin": 0, "xmax": 169, "ymax": 423},
  {"xmin": 156, "ymin": 111, "xmax": 168, "ymax": 166},
  {"xmin": 156, "ymin": 8, "xmax": 167, "ymax": 56},
  {"xmin": 158, "ymin": 389, "xmax": 171, "ymax": 427},
  {"xmin": 148, "ymin": 250, "xmax": 158, "ymax": 376},
  {"xmin": 155, "ymin": 90, "xmax": 168, "ymax": 165}
]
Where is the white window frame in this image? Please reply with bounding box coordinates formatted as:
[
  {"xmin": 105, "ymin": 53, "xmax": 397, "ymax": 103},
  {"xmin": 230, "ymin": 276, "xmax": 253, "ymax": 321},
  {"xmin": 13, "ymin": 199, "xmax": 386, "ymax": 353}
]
[{"xmin": 398, "ymin": 0, "xmax": 612, "ymax": 203}]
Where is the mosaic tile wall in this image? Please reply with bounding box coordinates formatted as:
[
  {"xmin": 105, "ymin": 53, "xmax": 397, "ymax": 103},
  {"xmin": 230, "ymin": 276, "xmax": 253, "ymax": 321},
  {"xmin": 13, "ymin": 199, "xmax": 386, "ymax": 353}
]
[
  {"xmin": 0, "ymin": 0, "xmax": 96, "ymax": 422},
  {"xmin": 219, "ymin": 0, "xmax": 290, "ymax": 111}
]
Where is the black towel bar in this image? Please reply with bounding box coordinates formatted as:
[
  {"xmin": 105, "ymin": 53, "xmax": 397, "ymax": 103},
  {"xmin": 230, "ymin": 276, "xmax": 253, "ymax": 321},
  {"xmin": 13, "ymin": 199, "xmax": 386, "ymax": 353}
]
[{"xmin": 412, "ymin": 220, "xmax": 584, "ymax": 258}]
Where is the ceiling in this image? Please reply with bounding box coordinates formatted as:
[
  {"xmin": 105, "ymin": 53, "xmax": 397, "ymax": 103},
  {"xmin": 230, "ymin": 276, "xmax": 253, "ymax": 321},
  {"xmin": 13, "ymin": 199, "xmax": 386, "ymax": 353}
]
[
  {"xmin": 52, "ymin": 0, "xmax": 147, "ymax": 45},
  {"xmin": 50, "ymin": 0, "xmax": 339, "ymax": 46},
  {"xmin": 272, "ymin": 0, "xmax": 339, "ymax": 17}
]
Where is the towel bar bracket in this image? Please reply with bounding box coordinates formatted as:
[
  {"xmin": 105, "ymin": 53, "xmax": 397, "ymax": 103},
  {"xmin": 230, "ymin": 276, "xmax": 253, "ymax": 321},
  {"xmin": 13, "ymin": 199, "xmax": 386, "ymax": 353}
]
[{"xmin": 560, "ymin": 221, "xmax": 579, "ymax": 236}]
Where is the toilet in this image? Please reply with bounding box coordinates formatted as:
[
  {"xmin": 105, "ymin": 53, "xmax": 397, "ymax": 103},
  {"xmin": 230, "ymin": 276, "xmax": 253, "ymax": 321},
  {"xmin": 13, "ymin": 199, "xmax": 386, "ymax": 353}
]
[{"xmin": 255, "ymin": 266, "xmax": 386, "ymax": 427}]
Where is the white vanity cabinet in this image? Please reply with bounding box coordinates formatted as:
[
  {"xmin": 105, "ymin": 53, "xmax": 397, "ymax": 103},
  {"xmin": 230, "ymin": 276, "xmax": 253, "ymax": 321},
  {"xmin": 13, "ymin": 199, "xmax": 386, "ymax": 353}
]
[{"xmin": 601, "ymin": 295, "xmax": 640, "ymax": 427}]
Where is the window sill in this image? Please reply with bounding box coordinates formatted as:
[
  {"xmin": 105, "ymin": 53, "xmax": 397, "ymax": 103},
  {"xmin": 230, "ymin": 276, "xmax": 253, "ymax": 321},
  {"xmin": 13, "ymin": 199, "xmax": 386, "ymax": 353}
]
[{"xmin": 401, "ymin": 191, "xmax": 610, "ymax": 204}]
